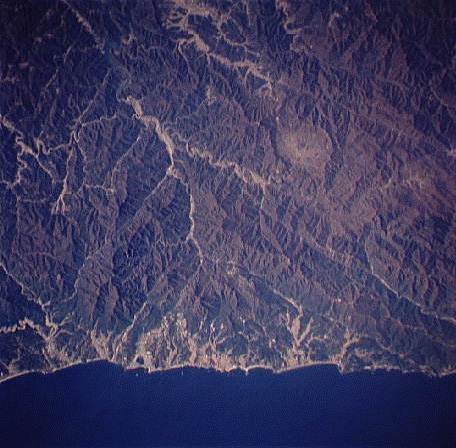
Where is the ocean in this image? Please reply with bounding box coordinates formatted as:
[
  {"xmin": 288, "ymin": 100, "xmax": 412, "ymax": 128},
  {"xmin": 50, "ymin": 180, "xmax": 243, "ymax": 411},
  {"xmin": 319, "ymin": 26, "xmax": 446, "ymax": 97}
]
[{"xmin": 0, "ymin": 361, "xmax": 455, "ymax": 447}]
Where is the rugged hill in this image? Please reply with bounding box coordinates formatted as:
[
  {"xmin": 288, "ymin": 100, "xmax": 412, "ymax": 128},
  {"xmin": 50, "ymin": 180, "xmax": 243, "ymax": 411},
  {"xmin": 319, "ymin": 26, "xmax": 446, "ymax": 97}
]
[{"xmin": 1, "ymin": 0, "xmax": 455, "ymax": 382}]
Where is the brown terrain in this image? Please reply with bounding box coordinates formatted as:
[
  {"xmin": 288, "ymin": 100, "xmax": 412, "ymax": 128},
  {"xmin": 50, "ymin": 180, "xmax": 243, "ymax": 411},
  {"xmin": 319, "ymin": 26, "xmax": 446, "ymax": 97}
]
[{"xmin": 0, "ymin": 0, "xmax": 455, "ymax": 383}]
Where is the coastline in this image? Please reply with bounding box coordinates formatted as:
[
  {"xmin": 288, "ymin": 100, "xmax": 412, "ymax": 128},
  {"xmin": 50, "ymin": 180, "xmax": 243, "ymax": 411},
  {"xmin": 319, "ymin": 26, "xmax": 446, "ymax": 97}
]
[{"xmin": 1, "ymin": 357, "xmax": 455, "ymax": 387}]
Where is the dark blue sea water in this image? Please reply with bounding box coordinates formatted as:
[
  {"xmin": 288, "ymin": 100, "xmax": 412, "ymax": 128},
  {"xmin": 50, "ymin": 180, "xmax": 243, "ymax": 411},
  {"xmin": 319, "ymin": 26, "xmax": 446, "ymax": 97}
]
[{"xmin": 0, "ymin": 361, "xmax": 455, "ymax": 448}]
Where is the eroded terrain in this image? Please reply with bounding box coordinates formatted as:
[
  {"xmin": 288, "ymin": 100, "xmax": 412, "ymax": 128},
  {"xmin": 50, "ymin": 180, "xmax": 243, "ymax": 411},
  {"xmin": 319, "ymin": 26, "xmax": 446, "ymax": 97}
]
[{"xmin": 1, "ymin": 0, "xmax": 456, "ymax": 382}]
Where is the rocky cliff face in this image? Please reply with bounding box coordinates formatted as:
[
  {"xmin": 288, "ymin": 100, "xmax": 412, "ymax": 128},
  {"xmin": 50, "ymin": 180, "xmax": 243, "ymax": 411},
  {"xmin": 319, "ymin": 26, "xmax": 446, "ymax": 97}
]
[{"xmin": 1, "ymin": 0, "xmax": 455, "ymax": 382}]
